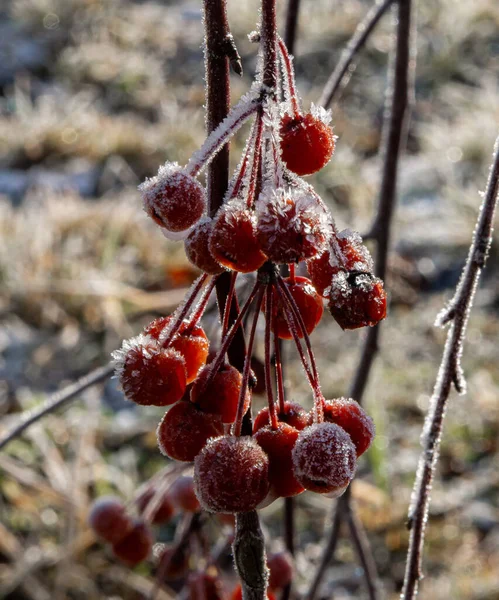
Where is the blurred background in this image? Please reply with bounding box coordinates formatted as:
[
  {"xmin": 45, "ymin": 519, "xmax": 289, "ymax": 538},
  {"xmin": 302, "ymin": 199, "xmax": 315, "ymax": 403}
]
[{"xmin": 1, "ymin": 0, "xmax": 499, "ymax": 598}]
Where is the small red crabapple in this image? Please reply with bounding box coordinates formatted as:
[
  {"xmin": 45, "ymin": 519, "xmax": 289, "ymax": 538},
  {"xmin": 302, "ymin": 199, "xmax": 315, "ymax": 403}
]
[
  {"xmin": 190, "ymin": 363, "xmax": 250, "ymax": 424},
  {"xmin": 194, "ymin": 435, "xmax": 270, "ymax": 513},
  {"xmin": 136, "ymin": 487, "xmax": 175, "ymax": 525},
  {"xmin": 253, "ymin": 400, "xmax": 309, "ymax": 433},
  {"xmin": 113, "ymin": 336, "xmax": 187, "ymax": 406},
  {"xmin": 144, "ymin": 317, "xmax": 209, "ymax": 384},
  {"xmin": 112, "ymin": 519, "xmax": 153, "ymax": 567},
  {"xmin": 157, "ymin": 400, "xmax": 224, "ymax": 462},
  {"xmin": 169, "ymin": 475, "xmax": 201, "ymax": 513},
  {"xmin": 268, "ymin": 550, "xmax": 294, "ymax": 590},
  {"xmin": 292, "ymin": 422, "xmax": 357, "ymax": 496},
  {"xmin": 254, "ymin": 422, "xmax": 304, "ymax": 498},
  {"xmin": 280, "ymin": 110, "xmax": 335, "ymax": 176},
  {"xmin": 307, "ymin": 229, "xmax": 374, "ymax": 297},
  {"xmin": 328, "ymin": 272, "xmax": 387, "ymax": 330},
  {"xmin": 209, "ymin": 200, "xmax": 267, "ymax": 273},
  {"xmin": 88, "ymin": 496, "xmax": 133, "ymax": 544},
  {"xmin": 323, "ymin": 398, "xmax": 375, "ymax": 457},
  {"xmin": 184, "ymin": 217, "xmax": 225, "ymax": 274},
  {"xmin": 255, "ymin": 188, "xmax": 329, "ymax": 264},
  {"xmin": 270, "ymin": 276, "xmax": 323, "ymax": 340},
  {"xmin": 140, "ymin": 163, "xmax": 206, "ymax": 232}
]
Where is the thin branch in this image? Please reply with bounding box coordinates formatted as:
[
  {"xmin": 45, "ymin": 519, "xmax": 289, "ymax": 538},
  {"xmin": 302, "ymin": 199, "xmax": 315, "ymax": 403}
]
[
  {"xmin": 320, "ymin": 0, "xmax": 395, "ymax": 109},
  {"xmin": 0, "ymin": 364, "xmax": 114, "ymax": 452},
  {"xmin": 233, "ymin": 511, "xmax": 269, "ymax": 600},
  {"xmin": 401, "ymin": 135, "xmax": 499, "ymax": 599},
  {"xmin": 283, "ymin": 0, "xmax": 301, "ymax": 56},
  {"xmin": 280, "ymin": 497, "xmax": 295, "ymax": 600},
  {"xmin": 309, "ymin": 0, "xmax": 412, "ymax": 596}
]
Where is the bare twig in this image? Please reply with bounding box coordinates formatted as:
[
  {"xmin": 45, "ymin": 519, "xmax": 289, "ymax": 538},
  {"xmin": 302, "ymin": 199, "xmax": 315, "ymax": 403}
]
[
  {"xmin": 309, "ymin": 1, "xmax": 412, "ymax": 597},
  {"xmin": 320, "ymin": 0, "xmax": 395, "ymax": 109},
  {"xmin": 233, "ymin": 511, "xmax": 269, "ymax": 600},
  {"xmin": 0, "ymin": 364, "xmax": 113, "ymax": 452},
  {"xmin": 283, "ymin": 0, "xmax": 301, "ymax": 56},
  {"xmin": 401, "ymin": 136, "xmax": 499, "ymax": 599}
]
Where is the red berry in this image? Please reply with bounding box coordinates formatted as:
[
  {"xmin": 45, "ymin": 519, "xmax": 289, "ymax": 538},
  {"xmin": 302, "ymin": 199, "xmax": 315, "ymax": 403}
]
[
  {"xmin": 328, "ymin": 272, "xmax": 387, "ymax": 330},
  {"xmin": 185, "ymin": 217, "xmax": 225, "ymax": 275},
  {"xmin": 113, "ymin": 336, "xmax": 187, "ymax": 406},
  {"xmin": 269, "ymin": 276, "xmax": 323, "ymax": 340},
  {"xmin": 88, "ymin": 496, "xmax": 133, "ymax": 544},
  {"xmin": 145, "ymin": 317, "xmax": 209, "ymax": 384},
  {"xmin": 209, "ymin": 201, "xmax": 267, "ymax": 273},
  {"xmin": 169, "ymin": 475, "xmax": 201, "ymax": 513},
  {"xmin": 190, "ymin": 363, "xmax": 250, "ymax": 424},
  {"xmin": 254, "ymin": 423, "xmax": 304, "ymax": 498},
  {"xmin": 157, "ymin": 400, "xmax": 224, "ymax": 462},
  {"xmin": 253, "ymin": 401, "xmax": 309, "ymax": 433},
  {"xmin": 141, "ymin": 164, "xmax": 206, "ymax": 232},
  {"xmin": 194, "ymin": 435, "xmax": 270, "ymax": 513},
  {"xmin": 268, "ymin": 551, "xmax": 294, "ymax": 590},
  {"xmin": 136, "ymin": 488, "xmax": 175, "ymax": 525},
  {"xmin": 280, "ymin": 112, "xmax": 335, "ymax": 176},
  {"xmin": 255, "ymin": 189, "xmax": 329, "ymax": 264},
  {"xmin": 158, "ymin": 544, "xmax": 189, "ymax": 581},
  {"xmin": 112, "ymin": 520, "xmax": 153, "ymax": 566},
  {"xmin": 307, "ymin": 230, "xmax": 374, "ymax": 297},
  {"xmin": 323, "ymin": 398, "xmax": 375, "ymax": 457},
  {"xmin": 231, "ymin": 585, "xmax": 276, "ymax": 600},
  {"xmin": 292, "ymin": 423, "xmax": 357, "ymax": 496},
  {"xmin": 187, "ymin": 568, "xmax": 226, "ymax": 600}
]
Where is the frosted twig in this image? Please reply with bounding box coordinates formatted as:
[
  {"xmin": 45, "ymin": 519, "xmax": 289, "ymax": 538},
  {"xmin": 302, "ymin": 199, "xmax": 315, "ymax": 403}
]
[
  {"xmin": 308, "ymin": 1, "xmax": 412, "ymax": 597},
  {"xmin": 320, "ymin": 0, "xmax": 395, "ymax": 109},
  {"xmin": 0, "ymin": 364, "xmax": 114, "ymax": 451},
  {"xmin": 401, "ymin": 136, "xmax": 499, "ymax": 599}
]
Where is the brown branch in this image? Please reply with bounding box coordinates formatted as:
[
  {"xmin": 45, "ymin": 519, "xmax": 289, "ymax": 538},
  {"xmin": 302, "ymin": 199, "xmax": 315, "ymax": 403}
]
[
  {"xmin": 0, "ymin": 364, "xmax": 114, "ymax": 452},
  {"xmin": 401, "ymin": 135, "xmax": 499, "ymax": 599},
  {"xmin": 320, "ymin": 0, "xmax": 395, "ymax": 109},
  {"xmin": 283, "ymin": 0, "xmax": 301, "ymax": 56},
  {"xmin": 233, "ymin": 511, "xmax": 269, "ymax": 600},
  {"xmin": 309, "ymin": 1, "xmax": 412, "ymax": 597}
]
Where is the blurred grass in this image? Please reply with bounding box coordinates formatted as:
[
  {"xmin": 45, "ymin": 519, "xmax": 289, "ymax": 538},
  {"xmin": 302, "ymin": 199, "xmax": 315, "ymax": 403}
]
[{"xmin": 1, "ymin": 0, "xmax": 499, "ymax": 598}]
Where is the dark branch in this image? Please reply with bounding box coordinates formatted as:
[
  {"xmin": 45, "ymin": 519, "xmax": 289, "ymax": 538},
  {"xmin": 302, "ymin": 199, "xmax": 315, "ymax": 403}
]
[
  {"xmin": 401, "ymin": 135, "xmax": 499, "ymax": 599},
  {"xmin": 233, "ymin": 511, "xmax": 269, "ymax": 600},
  {"xmin": 0, "ymin": 364, "xmax": 114, "ymax": 451},
  {"xmin": 283, "ymin": 0, "xmax": 301, "ymax": 56},
  {"xmin": 320, "ymin": 0, "xmax": 394, "ymax": 109}
]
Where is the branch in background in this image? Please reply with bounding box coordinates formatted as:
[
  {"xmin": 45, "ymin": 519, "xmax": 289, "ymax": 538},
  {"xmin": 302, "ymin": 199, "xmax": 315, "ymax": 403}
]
[
  {"xmin": 401, "ymin": 136, "xmax": 499, "ymax": 599},
  {"xmin": 0, "ymin": 364, "xmax": 114, "ymax": 452},
  {"xmin": 320, "ymin": 0, "xmax": 394, "ymax": 109},
  {"xmin": 280, "ymin": 497, "xmax": 295, "ymax": 600},
  {"xmin": 283, "ymin": 0, "xmax": 301, "ymax": 56},
  {"xmin": 309, "ymin": 0, "xmax": 413, "ymax": 597}
]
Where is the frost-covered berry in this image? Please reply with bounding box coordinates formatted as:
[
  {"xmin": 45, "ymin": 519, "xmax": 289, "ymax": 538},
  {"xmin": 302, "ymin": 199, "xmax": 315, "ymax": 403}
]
[
  {"xmin": 253, "ymin": 401, "xmax": 309, "ymax": 433},
  {"xmin": 145, "ymin": 317, "xmax": 209, "ymax": 384},
  {"xmin": 268, "ymin": 551, "xmax": 294, "ymax": 590},
  {"xmin": 185, "ymin": 217, "xmax": 225, "ymax": 274},
  {"xmin": 140, "ymin": 163, "xmax": 206, "ymax": 232},
  {"xmin": 157, "ymin": 400, "xmax": 224, "ymax": 462},
  {"xmin": 190, "ymin": 363, "xmax": 250, "ymax": 424},
  {"xmin": 88, "ymin": 496, "xmax": 133, "ymax": 544},
  {"xmin": 280, "ymin": 111, "xmax": 335, "ymax": 176},
  {"xmin": 292, "ymin": 422, "xmax": 357, "ymax": 496},
  {"xmin": 112, "ymin": 520, "xmax": 153, "ymax": 566},
  {"xmin": 270, "ymin": 276, "xmax": 323, "ymax": 340},
  {"xmin": 187, "ymin": 568, "xmax": 226, "ymax": 600},
  {"xmin": 194, "ymin": 435, "xmax": 270, "ymax": 513},
  {"xmin": 254, "ymin": 423, "xmax": 304, "ymax": 498},
  {"xmin": 209, "ymin": 201, "xmax": 267, "ymax": 273},
  {"xmin": 323, "ymin": 398, "xmax": 375, "ymax": 457},
  {"xmin": 169, "ymin": 475, "xmax": 201, "ymax": 513},
  {"xmin": 308, "ymin": 229, "xmax": 374, "ymax": 297},
  {"xmin": 113, "ymin": 336, "xmax": 187, "ymax": 406},
  {"xmin": 328, "ymin": 272, "xmax": 387, "ymax": 330},
  {"xmin": 136, "ymin": 487, "xmax": 175, "ymax": 525},
  {"xmin": 255, "ymin": 189, "xmax": 329, "ymax": 263}
]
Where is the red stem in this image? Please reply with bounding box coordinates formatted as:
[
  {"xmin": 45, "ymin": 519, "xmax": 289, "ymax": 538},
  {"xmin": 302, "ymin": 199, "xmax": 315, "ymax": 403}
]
[
  {"xmin": 274, "ymin": 330, "xmax": 286, "ymax": 414},
  {"xmin": 187, "ymin": 275, "xmax": 219, "ymax": 330},
  {"xmin": 222, "ymin": 271, "xmax": 238, "ymax": 337},
  {"xmin": 246, "ymin": 111, "xmax": 265, "ymax": 208},
  {"xmin": 233, "ymin": 287, "xmax": 266, "ymax": 437},
  {"xmin": 230, "ymin": 118, "xmax": 258, "ymax": 200},
  {"xmin": 277, "ymin": 36, "xmax": 300, "ymax": 117},
  {"xmin": 288, "ymin": 263, "xmax": 296, "ymax": 283},
  {"xmin": 264, "ymin": 285, "xmax": 279, "ymax": 430}
]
